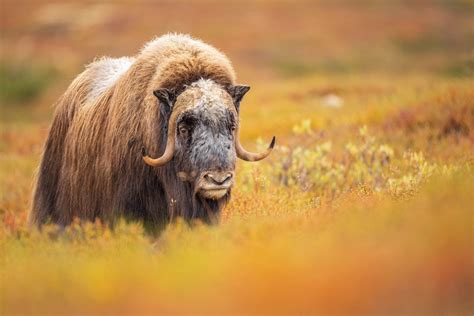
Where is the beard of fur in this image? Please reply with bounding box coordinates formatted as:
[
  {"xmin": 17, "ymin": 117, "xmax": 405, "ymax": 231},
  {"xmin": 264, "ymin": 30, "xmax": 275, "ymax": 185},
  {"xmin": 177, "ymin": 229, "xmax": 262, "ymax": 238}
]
[{"xmin": 163, "ymin": 164, "xmax": 231, "ymax": 226}]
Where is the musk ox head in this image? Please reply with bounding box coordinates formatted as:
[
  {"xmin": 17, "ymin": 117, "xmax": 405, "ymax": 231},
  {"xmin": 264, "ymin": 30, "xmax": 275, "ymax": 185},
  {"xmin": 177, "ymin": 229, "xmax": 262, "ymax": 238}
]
[{"xmin": 143, "ymin": 79, "xmax": 275, "ymax": 202}]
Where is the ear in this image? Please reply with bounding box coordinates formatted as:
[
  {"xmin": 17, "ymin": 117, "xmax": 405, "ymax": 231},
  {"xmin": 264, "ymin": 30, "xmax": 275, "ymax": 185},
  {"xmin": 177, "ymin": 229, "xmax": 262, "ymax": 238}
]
[
  {"xmin": 153, "ymin": 88, "xmax": 176, "ymax": 119},
  {"xmin": 154, "ymin": 88, "xmax": 176, "ymax": 108},
  {"xmin": 228, "ymin": 85, "xmax": 250, "ymax": 112}
]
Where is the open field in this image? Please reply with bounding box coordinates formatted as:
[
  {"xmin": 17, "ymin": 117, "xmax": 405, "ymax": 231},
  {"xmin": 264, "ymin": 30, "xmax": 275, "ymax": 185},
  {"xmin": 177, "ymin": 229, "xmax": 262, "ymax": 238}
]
[{"xmin": 1, "ymin": 1, "xmax": 473, "ymax": 314}]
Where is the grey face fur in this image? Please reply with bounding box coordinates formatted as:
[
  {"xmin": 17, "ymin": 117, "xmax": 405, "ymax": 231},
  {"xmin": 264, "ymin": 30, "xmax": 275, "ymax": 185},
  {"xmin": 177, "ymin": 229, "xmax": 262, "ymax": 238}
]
[{"xmin": 173, "ymin": 79, "xmax": 237, "ymax": 200}]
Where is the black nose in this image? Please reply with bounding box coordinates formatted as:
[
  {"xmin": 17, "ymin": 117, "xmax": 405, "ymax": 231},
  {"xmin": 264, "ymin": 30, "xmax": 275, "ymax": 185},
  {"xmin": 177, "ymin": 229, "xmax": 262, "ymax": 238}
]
[{"xmin": 204, "ymin": 172, "xmax": 233, "ymax": 185}]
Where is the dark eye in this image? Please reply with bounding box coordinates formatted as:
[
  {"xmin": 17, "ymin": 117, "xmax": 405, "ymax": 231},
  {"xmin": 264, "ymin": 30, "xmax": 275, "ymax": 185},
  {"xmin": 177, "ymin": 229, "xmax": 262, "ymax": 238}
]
[
  {"xmin": 178, "ymin": 126, "xmax": 189, "ymax": 138},
  {"xmin": 230, "ymin": 124, "xmax": 236, "ymax": 132}
]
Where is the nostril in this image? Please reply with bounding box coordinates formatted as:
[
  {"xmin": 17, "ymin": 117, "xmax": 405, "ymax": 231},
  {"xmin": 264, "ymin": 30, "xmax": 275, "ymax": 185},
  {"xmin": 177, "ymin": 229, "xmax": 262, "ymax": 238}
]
[
  {"xmin": 210, "ymin": 176, "xmax": 224, "ymax": 185},
  {"xmin": 206, "ymin": 173, "xmax": 233, "ymax": 185}
]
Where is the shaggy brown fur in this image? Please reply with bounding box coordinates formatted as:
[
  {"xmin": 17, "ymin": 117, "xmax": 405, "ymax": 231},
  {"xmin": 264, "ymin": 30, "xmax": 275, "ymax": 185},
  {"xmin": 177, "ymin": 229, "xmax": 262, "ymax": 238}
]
[{"xmin": 30, "ymin": 34, "xmax": 239, "ymax": 229}]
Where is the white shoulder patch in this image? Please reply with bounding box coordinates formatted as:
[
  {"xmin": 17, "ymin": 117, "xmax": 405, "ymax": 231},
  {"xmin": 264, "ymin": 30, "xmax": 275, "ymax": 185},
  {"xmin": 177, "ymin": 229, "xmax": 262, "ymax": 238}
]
[{"xmin": 85, "ymin": 57, "xmax": 134, "ymax": 105}]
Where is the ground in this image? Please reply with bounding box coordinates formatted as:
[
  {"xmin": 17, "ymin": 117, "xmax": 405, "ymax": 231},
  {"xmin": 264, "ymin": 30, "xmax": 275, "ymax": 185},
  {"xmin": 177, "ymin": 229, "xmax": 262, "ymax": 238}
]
[{"xmin": 1, "ymin": 1, "xmax": 473, "ymax": 314}]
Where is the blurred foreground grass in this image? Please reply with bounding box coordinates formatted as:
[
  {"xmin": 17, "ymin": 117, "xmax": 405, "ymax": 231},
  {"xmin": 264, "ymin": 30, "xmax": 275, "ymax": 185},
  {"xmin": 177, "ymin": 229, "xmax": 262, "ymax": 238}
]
[{"xmin": 2, "ymin": 173, "xmax": 472, "ymax": 314}]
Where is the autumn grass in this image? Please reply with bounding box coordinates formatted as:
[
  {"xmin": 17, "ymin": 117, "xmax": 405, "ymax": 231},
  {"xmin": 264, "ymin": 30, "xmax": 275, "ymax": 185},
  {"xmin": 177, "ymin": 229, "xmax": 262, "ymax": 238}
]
[
  {"xmin": 2, "ymin": 173, "xmax": 473, "ymax": 314},
  {"xmin": 1, "ymin": 74, "xmax": 473, "ymax": 314}
]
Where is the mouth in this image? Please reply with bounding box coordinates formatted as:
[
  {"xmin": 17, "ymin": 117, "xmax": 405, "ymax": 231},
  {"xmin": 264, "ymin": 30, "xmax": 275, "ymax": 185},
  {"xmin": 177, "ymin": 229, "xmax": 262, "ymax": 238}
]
[
  {"xmin": 195, "ymin": 170, "xmax": 234, "ymax": 200},
  {"xmin": 198, "ymin": 185, "xmax": 231, "ymax": 200}
]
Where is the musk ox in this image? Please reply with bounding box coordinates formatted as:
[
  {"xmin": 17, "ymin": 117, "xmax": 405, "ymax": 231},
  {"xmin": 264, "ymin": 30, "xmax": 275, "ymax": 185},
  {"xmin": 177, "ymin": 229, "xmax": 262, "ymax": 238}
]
[{"xmin": 30, "ymin": 34, "xmax": 275, "ymax": 229}]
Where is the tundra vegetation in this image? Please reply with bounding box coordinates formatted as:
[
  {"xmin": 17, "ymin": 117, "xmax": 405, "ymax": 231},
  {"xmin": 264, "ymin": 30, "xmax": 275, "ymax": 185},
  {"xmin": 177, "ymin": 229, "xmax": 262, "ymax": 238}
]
[{"xmin": 1, "ymin": 1, "xmax": 473, "ymax": 315}]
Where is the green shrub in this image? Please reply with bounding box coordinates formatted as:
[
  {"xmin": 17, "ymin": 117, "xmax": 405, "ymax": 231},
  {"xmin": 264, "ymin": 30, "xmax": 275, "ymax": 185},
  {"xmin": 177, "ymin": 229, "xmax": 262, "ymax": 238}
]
[
  {"xmin": 0, "ymin": 63, "xmax": 55, "ymax": 105},
  {"xmin": 259, "ymin": 124, "xmax": 460, "ymax": 199}
]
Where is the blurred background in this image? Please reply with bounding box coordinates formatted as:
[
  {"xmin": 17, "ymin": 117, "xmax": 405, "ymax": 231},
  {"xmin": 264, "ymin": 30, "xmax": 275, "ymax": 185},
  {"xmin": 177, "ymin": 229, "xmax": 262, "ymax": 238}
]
[
  {"xmin": 1, "ymin": 0, "xmax": 472, "ymax": 111},
  {"xmin": 1, "ymin": 1, "xmax": 473, "ymax": 315}
]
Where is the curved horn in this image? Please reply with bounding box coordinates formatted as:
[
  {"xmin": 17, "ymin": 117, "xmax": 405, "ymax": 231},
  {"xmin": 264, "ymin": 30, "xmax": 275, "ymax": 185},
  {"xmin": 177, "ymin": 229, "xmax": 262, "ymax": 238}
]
[
  {"xmin": 143, "ymin": 111, "xmax": 179, "ymax": 167},
  {"xmin": 235, "ymin": 131, "xmax": 276, "ymax": 162}
]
